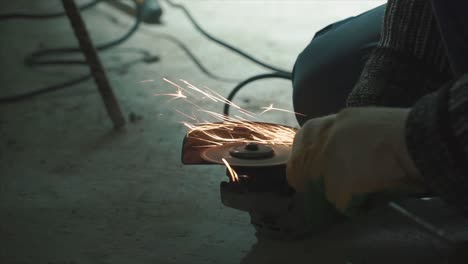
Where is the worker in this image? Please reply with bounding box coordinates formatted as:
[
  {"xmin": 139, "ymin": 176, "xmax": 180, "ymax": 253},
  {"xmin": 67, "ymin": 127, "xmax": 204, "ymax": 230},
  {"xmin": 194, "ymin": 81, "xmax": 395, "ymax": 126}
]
[{"xmin": 288, "ymin": 0, "xmax": 468, "ymax": 215}]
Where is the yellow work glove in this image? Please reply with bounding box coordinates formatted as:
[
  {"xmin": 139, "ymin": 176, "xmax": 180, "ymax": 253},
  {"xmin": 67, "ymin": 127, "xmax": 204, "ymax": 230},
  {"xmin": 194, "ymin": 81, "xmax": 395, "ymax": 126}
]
[{"xmin": 287, "ymin": 107, "xmax": 425, "ymax": 213}]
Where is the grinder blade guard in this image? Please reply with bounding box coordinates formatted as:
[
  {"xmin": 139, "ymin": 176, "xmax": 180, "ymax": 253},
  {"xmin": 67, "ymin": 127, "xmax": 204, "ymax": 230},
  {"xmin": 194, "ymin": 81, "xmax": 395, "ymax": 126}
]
[{"xmin": 181, "ymin": 122, "xmax": 317, "ymax": 239}]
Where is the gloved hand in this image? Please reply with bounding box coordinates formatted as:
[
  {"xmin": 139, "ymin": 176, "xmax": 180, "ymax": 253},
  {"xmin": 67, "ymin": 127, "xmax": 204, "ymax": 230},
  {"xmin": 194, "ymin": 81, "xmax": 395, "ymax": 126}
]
[{"xmin": 287, "ymin": 107, "xmax": 425, "ymax": 213}]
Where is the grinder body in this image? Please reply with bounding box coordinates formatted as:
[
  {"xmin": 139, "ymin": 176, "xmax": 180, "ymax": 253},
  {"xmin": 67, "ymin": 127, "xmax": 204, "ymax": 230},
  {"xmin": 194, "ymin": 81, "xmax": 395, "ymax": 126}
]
[
  {"xmin": 219, "ymin": 164, "xmax": 343, "ymax": 239},
  {"xmin": 180, "ymin": 122, "xmax": 344, "ymax": 239}
]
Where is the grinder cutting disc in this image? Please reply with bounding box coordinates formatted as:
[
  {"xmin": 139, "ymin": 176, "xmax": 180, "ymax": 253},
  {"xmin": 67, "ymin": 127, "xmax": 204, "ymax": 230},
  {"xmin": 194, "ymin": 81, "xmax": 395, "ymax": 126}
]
[{"xmin": 200, "ymin": 142, "xmax": 291, "ymax": 167}]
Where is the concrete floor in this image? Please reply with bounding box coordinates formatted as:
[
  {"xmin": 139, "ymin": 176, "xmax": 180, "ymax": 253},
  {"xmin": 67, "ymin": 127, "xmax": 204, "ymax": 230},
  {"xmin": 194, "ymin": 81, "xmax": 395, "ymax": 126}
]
[{"xmin": 1, "ymin": 1, "xmax": 467, "ymax": 263}]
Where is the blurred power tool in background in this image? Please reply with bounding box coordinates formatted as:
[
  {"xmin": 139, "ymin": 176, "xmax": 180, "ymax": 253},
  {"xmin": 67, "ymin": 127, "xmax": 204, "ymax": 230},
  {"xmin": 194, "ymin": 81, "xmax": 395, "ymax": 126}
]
[{"xmin": 107, "ymin": 0, "xmax": 163, "ymax": 24}]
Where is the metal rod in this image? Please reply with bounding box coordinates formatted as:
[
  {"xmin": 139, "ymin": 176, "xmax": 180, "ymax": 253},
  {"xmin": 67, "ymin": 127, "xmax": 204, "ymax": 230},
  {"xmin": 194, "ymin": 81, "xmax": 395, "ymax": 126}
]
[
  {"xmin": 62, "ymin": 0, "xmax": 126, "ymax": 129},
  {"xmin": 388, "ymin": 201, "xmax": 453, "ymax": 246}
]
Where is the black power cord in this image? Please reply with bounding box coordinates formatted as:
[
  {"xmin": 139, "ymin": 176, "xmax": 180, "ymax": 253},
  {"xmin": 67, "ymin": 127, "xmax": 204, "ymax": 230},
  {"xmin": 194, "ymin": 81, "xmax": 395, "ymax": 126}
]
[
  {"xmin": 163, "ymin": 33, "xmax": 243, "ymax": 82},
  {"xmin": 223, "ymin": 72, "xmax": 292, "ymax": 116},
  {"xmin": 165, "ymin": 0, "xmax": 291, "ymax": 76},
  {"xmin": 0, "ymin": 75, "xmax": 94, "ymax": 103},
  {"xmin": 0, "ymin": 0, "xmax": 148, "ymax": 103},
  {"xmin": 164, "ymin": 0, "xmax": 293, "ymax": 116},
  {"xmin": 25, "ymin": 2, "xmax": 143, "ymax": 66},
  {"xmin": 1, "ymin": 0, "xmax": 293, "ymax": 110},
  {"xmin": 0, "ymin": 0, "xmax": 102, "ymax": 20}
]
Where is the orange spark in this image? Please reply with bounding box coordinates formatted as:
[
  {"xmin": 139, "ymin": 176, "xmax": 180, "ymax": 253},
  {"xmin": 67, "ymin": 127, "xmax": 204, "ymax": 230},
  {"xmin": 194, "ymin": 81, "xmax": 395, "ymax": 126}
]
[
  {"xmin": 260, "ymin": 103, "xmax": 307, "ymax": 116},
  {"xmin": 222, "ymin": 158, "xmax": 239, "ymax": 183},
  {"xmin": 158, "ymin": 79, "xmax": 299, "ymax": 147}
]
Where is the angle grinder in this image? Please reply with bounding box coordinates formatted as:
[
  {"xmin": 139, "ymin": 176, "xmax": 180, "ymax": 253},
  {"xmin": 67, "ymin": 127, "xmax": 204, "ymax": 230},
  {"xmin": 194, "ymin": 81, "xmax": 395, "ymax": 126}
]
[{"xmin": 181, "ymin": 122, "xmax": 345, "ymax": 240}]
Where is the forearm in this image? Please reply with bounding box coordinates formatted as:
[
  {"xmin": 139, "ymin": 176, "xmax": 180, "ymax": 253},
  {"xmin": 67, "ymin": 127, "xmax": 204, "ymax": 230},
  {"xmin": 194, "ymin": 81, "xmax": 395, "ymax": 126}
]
[
  {"xmin": 405, "ymin": 1, "xmax": 468, "ymax": 214},
  {"xmin": 406, "ymin": 75, "xmax": 468, "ymax": 214},
  {"xmin": 347, "ymin": 0, "xmax": 452, "ymax": 107}
]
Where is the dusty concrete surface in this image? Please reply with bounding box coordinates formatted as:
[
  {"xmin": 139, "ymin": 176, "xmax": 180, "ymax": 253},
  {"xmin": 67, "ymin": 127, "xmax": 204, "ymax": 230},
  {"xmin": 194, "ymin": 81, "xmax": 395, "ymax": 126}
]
[{"xmin": 1, "ymin": 1, "xmax": 467, "ymax": 263}]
